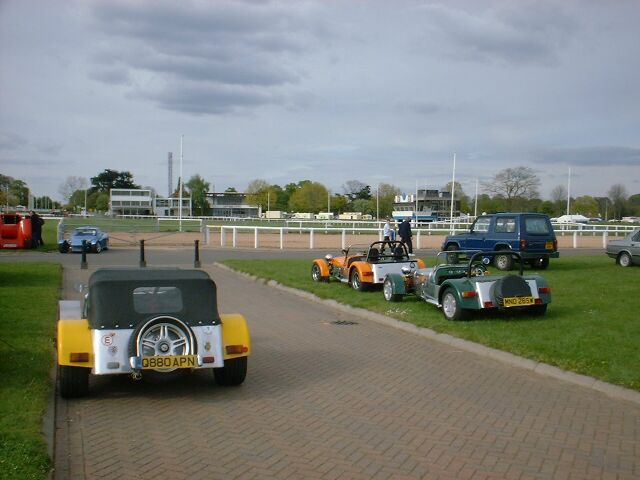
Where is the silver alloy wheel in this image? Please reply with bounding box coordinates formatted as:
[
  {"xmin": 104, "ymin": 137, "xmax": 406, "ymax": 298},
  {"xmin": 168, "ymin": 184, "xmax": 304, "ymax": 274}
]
[
  {"xmin": 619, "ymin": 252, "xmax": 632, "ymax": 267},
  {"xmin": 495, "ymin": 254, "xmax": 511, "ymax": 271},
  {"xmin": 442, "ymin": 292, "xmax": 458, "ymax": 320},
  {"xmin": 138, "ymin": 322, "xmax": 191, "ymax": 371},
  {"xmin": 311, "ymin": 263, "xmax": 322, "ymax": 281},
  {"xmin": 95, "ymin": 243, "xmax": 102, "ymax": 253},
  {"xmin": 383, "ymin": 279, "xmax": 393, "ymax": 300},
  {"xmin": 351, "ymin": 271, "xmax": 361, "ymax": 290}
]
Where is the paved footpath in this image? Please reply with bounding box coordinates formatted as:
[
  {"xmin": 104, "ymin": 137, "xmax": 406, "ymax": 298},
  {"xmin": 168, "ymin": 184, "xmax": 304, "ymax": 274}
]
[{"xmin": 54, "ymin": 263, "xmax": 640, "ymax": 480}]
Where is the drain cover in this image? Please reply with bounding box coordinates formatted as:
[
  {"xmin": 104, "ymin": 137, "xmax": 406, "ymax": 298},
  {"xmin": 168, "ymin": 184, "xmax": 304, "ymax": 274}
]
[{"xmin": 331, "ymin": 320, "xmax": 358, "ymax": 325}]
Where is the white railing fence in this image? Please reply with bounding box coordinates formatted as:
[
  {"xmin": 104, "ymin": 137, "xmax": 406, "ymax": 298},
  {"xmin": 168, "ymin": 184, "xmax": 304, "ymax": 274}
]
[{"xmin": 205, "ymin": 223, "xmax": 636, "ymax": 250}]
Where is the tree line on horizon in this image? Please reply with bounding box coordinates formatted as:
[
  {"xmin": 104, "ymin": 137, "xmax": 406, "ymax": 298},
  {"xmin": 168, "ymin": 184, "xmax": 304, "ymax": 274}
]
[{"xmin": 1, "ymin": 167, "xmax": 639, "ymax": 220}]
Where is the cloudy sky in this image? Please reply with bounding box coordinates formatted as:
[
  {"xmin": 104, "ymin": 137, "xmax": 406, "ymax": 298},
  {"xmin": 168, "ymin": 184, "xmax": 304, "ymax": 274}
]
[{"xmin": 1, "ymin": 0, "xmax": 639, "ymax": 202}]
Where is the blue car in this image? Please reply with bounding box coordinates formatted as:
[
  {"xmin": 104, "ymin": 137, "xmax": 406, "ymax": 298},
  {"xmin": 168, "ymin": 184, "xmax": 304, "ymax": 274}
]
[{"xmin": 59, "ymin": 227, "xmax": 109, "ymax": 253}]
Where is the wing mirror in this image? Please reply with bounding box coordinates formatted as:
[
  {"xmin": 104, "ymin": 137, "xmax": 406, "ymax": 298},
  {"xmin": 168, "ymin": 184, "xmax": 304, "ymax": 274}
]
[{"xmin": 401, "ymin": 266, "xmax": 411, "ymax": 275}]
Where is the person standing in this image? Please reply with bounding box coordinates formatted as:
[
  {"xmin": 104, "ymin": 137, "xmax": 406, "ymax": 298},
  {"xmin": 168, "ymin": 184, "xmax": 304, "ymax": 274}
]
[
  {"xmin": 30, "ymin": 211, "xmax": 45, "ymax": 246},
  {"xmin": 398, "ymin": 217, "xmax": 413, "ymax": 254},
  {"xmin": 382, "ymin": 218, "xmax": 393, "ymax": 252}
]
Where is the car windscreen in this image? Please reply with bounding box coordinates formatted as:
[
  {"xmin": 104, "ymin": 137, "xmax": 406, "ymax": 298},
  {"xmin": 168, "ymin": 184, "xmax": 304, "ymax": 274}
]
[
  {"xmin": 524, "ymin": 217, "xmax": 552, "ymax": 235},
  {"xmin": 75, "ymin": 229, "xmax": 97, "ymax": 236}
]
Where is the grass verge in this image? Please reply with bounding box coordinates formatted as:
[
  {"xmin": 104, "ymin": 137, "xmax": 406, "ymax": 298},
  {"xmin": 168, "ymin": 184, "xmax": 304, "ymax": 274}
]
[
  {"xmin": 0, "ymin": 263, "xmax": 61, "ymax": 480},
  {"xmin": 223, "ymin": 255, "xmax": 640, "ymax": 391}
]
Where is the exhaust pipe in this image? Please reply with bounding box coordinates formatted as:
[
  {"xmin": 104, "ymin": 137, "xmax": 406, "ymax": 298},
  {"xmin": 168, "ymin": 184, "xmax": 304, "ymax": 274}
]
[{"xmin": 131, "ymin": 371, "xmax": 142, "ymax": 381}]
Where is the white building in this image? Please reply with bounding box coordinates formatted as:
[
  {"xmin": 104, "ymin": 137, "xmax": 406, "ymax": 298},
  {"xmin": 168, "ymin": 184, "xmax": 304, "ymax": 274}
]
[{"xmin": 109, "ymin": 189, "xmax": 191, "ymax": 217}]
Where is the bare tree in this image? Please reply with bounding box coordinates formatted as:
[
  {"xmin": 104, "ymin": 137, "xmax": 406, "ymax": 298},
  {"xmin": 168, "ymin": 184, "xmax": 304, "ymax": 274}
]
[
  {"xmin": 483, "ymin": 166, "xmax": 541, "ymax": 211},
  {"xmin": 550, "ymin": 184, "xmax": 567, "ymax": 203},
  {"xmin": 59, "ymin": 176, "xmax": 88, "ymax": 203},
  {"xmin": 608, "ymin": 183, "xmax": 628, "ymax": 219}
]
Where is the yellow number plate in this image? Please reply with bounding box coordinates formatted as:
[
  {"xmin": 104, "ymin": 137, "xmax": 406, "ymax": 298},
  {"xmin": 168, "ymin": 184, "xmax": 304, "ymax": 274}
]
[
  {"xmin": 141, "ymin": 355, "xmax": 198, "ymax": 369},
  {"xmin": 545, "ymin": 241, "xmax": 554, "ymax": 249},
  {"xmin": 503, "ymin": 296, "xmax": 535, "ymax": 307}
]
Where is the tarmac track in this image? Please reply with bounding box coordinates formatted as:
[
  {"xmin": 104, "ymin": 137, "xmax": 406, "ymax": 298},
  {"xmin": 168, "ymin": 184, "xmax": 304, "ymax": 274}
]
[{"xmin": 3, "ymin": 247, "xmax": 639, "ymax": 479}]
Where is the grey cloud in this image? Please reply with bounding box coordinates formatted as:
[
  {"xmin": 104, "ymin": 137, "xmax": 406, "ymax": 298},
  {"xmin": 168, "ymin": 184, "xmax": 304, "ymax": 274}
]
[
  {"xmin": 527, "ymin": 146, "xmax": 640, "ymax": 167},
  {"xmin": 139, "ymin": 82, "xmax": 277, "ymax": 114},
  {"xmin": 0, "ymin": 132, "xmax": 28, "ymax": 151},
  {"xmin": 88, "ymin": 66, "xmax": 132, "ymax": 85},
  {"xmin": 87, "ymin": 0, "xmax": 318, "ymax": 114},
  {"xmin": 36, "ymin": 143, "xmax": 63, "ymax": 156},
  {"xmin": 419, "ymin": 3, "xmax": 575, "ymax": 65}
]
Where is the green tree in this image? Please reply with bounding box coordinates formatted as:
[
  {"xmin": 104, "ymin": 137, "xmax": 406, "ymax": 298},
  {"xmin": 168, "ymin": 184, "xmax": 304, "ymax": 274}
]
[
  {"xmin": 377, "ymin": 183, "xmax": 401, "ymax": 218},
  {"xmin": 629, "ymin": 193, "xmax": 640, "ymax": 216},
  {"xmin": 246, "ymin": 179, "xmax": 279, "ymax": 211},
  {"xmin": 186, "ymin": 175, "xmax": 211, "ymax": 216},
  {"xmin": 343, "ymin": 180, "xmax": 371, "ymax": 201},
  {"xmin": 608, "ymin": 184, "xmax": 628, "ymax": 219},
  {"xmin": 288, "ymin": 182, "xmax": 329, "ymax": 213},
  {"xmin": 572, "ymin": 196, "xmax": 599, "ymax": 217},
  {"xmin": 442, "ymin": 181, "xmax": 471, "ymax": 214},
  {"xmin": 330, "ymin": 194, "xmax": 348, "ymax": 214},
  {"xmin": 95, "ymin": 193, "xmax": 110, "ymax": 212},
  {"xmin": 91, "ymin": 169, "xmax": 139, "ymax": 192},
  {"xmin": 350, "ymin": 198, "xmax": 375, "ymax": 216},
  {"xmin": 483, "ymin": 166, "xmax": 540, "ymax": 211}
]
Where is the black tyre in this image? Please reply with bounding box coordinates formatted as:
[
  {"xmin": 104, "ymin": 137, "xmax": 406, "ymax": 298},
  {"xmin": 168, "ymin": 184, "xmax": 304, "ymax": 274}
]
[
  {"xmin": 383, "ymin": 277, "xmax": 403, "ymax": 302},
  {"xmin": 445, "ymin": 244, "xmax": 459, "ymax": 264},
  {"xmin": 350, "ymin": 270, "xmax": 367, "ymax": 292},
  {"xmin": 490, "ymin": 274, "xmax": 532, "ymax": 309},
  {"xmin": 618, "ymin": 252, "xmax": 632, "ymax": 267},
  {"xmin": 494, "ymin": 251, "xmax": 514, "ymax": 271},
  {"xmin": 528, "ymin": 304, "xmax": 547, "ymax": 316},
  {"xmin": 58, "ymin": 241, "xmax": 70, "ymax": 253},
  {"xmin": 128, "ymin": 316, "xmax": 196, "ymax": 381},
  {"xmin": 531, "ymin": 257, "xmax": 549, "ymax": 270},
  {"xmin": 59, "ymin": 365, "xmax": 90, "ymax": 398},
  {"xmin": 214, "ymin": 356, "xmax": 247, "ymax": 386},
  {"xmin": 441, "ymin": 288, "xmax": 467, "ymax": 321},
  {"xmin": 311, "ymin": 263, "xmax": 328, "ymax": 282}
]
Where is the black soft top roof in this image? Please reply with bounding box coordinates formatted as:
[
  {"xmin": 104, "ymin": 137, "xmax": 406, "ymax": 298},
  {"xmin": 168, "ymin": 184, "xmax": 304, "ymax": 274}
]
[{"xmin": 87, "ymin": 268, "xmax": 220, "ymax": 329}]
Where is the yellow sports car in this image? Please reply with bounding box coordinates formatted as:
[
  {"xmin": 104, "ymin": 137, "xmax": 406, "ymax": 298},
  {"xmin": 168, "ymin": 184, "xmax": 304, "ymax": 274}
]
[{"xmin": 57, "ymin": 268, "xmax": 250, "ymax": 398}]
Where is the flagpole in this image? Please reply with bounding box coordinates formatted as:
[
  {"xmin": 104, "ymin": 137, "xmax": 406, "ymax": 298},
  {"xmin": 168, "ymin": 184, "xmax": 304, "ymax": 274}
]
[
  {"xmin": 449, "ymin": 153, "xmax": 456, "ymax": 233},
  {"xmin": 179, "ymin": 135, "xmax": 183, "ymax": 232},
  {"xmin": 566, "ymin": 166, "xmax": 571, "ymax": 216}
]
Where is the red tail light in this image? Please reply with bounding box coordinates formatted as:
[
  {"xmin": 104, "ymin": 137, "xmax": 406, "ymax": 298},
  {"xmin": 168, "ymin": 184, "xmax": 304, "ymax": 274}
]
[
  {"xmin": 553, "ymin": 239, "xmax": 557, "ymax": 251},
  {"xmin": 226, "ymin": 345, "xmax": 248, "ymax": 354},
  {"xmin": 461, "ymin": 291, "xmax": 477, "ymax": 298},
  {"xmin": 70, "ymin": 352, "xmax": 89, "ymax": 362},
  {"xmin": 519, "ymin": 239, "xmax": 527, "ymax": 250},
  {"xmin": 538, "ymin": 287, "xmax": 551, "ymax": 294},
  {"xmin": 484, "ymin": 301, "xmax": 494, "ymax": 308}
]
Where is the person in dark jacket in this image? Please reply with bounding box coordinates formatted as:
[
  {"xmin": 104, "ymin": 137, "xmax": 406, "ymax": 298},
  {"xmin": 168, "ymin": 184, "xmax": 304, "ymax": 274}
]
[
  {"xmin": 30, "ymin": 211, "xmax": 45, "ymax": 246},
  {"xmin": 398, "ymin": 217, "xmax": 413, "ymax": 254}
]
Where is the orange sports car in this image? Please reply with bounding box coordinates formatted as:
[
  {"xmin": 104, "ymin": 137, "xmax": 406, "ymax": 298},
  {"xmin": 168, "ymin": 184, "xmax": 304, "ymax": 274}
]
[{"xmin": 311, "ymin": 240, "xmax": 426, "ymax": 291}]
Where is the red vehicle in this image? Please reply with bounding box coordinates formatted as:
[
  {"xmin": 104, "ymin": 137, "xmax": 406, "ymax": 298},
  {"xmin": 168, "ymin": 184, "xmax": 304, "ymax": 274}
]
[{"xmin": 0, "ymin": 213, "xmax": 34, "ymax": 249}]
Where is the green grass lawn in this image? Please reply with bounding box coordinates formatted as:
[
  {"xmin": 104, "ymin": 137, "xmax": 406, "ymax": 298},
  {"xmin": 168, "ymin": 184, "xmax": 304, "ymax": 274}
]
[
  {"xmin": 0, "ymin": 263, "xmax": 61, "ymax": 480},
  {"xmin": 223, "ymin": 255, "xmax": 640, "ymax": 391}
]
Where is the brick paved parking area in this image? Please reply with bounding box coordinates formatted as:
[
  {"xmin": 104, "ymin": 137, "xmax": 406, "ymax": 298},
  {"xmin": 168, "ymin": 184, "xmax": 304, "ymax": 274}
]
[{"xmin": 55, "ymin": 264, "xmax": 640, "ymax": 480}]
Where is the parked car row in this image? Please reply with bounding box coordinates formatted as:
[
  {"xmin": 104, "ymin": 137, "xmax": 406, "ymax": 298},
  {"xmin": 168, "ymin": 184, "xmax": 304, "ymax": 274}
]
[{"xmin": 312, "ymin": 241, "xmax": 552, "ymax": 321}]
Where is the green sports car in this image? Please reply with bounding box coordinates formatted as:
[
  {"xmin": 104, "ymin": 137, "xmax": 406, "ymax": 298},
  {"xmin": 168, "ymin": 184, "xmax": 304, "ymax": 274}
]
[{"xmin": 382, "ymin": 250, "xmax": 551, "ymax": 320}]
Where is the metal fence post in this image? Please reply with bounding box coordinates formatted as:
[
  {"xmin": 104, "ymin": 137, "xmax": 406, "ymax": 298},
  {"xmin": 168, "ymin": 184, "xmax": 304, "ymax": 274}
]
[
  {"xmin": 310, "ymin": 229, "xmax": 314, "ymax": 249},
  {"xmin": 280, "ymin": 227, "xmax": 284, "ymax": 249},
  {"xmin": 139, "ymin": 239, "xmax": 146, "ymax": 267},
  {"xmin": 194, "ymin": 240, "xmax": 201, "ymax": 268},
  {"xmin": 80, "ymin": 240, "xmax": 88, "ymax": 270}
]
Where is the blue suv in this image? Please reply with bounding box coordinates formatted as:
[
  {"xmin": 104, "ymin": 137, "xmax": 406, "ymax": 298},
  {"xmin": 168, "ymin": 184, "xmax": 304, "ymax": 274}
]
[{"xmin": 442, "ymin": 213, "xmax": 559, "ymax": 270}]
